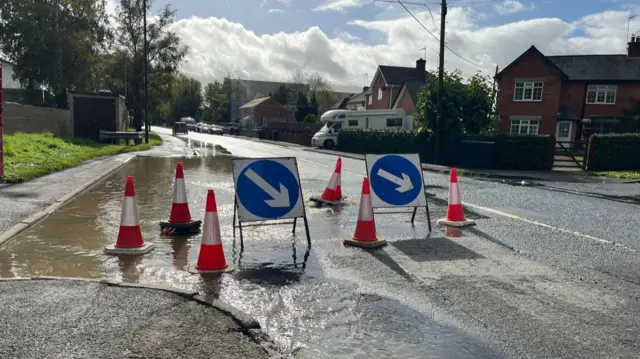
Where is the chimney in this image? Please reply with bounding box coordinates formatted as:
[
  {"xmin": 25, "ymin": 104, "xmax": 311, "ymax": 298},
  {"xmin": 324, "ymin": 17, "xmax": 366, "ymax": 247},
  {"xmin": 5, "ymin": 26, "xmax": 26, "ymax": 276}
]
[
  {"xmin": 416, "ymin": 58, "xmax": 426, "ymax": 77},
  {"xmin": 629, "ymin": 33, "xmax": 640, "ymax": 58},
  {"xmin": 362, "ymin": 86, "xmax": 370, "ymax": 92}
]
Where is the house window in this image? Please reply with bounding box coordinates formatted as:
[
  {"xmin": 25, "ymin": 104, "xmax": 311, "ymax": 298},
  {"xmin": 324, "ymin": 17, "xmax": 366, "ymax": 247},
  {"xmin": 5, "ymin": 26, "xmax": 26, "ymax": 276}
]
[
  {"xmin": 348, "ymin": 120, "xmax": 358, "ymax": 127},
  {"xmin": 510, "ymin": 119, "xmax": 539, "ymax": 135},
  {"xmin": 586, "ymin": 85, "xmax": 616, "ymax": 104},
  {"xmin": 368, "ymin": 95, "xmax": 372, "ymax": 105},
  {"xmin": 557, "ymin": 122, "xmax": 570, "ymax": 138},
  {"xmin": 386, "ymin": 118, "xmax": 402, "ymax": 127},
  {"xmin": 513, "ymin": 81, "xmax": 543, "ymax": 101},
  {"xmin": 377, "ymin": 88, "xmax": 383, "ymax": 100}
]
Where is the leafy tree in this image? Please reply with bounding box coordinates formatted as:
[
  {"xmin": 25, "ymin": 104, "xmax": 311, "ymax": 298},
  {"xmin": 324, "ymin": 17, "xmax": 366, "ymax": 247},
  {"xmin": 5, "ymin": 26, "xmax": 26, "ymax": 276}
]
[
  {"xmin": 272, "ymin": 84, "xmax": 289, "ymax": 105},
  {"xmin": 0, "ymin": 0, "xmax": 112, "ymax": 107},
  {"xmin": 414, "ymin": 70, "xmax": 495, "ymax": 134},
  {"xmin": 113, "ymin": 0, "xmax": 188, "ymax": 129},
  {"xmin": 303, "ymin": 113, "xmax": 317, "ymax": 123},
  {"xmin": 295, "ymin": 92, "xmax": 311, "ymax": 122},
  {"xmin": 169, "ymin": 75, "xmax": 202, "ymax": 122},
  {"xmin": 199, "ymin": 81, "xmax": 226, "ymax": 123},
  {"xmin": 254, "ymin": 92, "xmax": 265, "ymax": 99}
]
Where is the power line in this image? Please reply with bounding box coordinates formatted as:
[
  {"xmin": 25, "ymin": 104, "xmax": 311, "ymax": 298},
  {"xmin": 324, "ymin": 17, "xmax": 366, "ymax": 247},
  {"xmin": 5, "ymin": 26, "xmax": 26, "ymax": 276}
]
[
  {"xmin": 395, "ymin": 0, "xmax": 487, "ymax": 68},
  {"xmin": 374, "ymin": 0, "xmax": 505, "ymax": 6}
]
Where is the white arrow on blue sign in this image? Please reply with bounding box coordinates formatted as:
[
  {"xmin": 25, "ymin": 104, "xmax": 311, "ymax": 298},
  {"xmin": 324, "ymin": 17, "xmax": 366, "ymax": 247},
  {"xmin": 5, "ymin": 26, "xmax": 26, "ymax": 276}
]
[
  {"xmin": 232, "ymin": 157, "xmax": 305, "ymax": 222},
  {"xmin": 365, "ymin": 153, "xmax": 427, "ymax": 208}
]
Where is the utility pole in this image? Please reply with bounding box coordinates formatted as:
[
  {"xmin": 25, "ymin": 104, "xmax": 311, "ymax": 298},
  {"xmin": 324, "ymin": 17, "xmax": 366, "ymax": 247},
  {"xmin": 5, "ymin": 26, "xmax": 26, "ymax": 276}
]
[
  {"xmin": 143, "ymin": 0, "xmax": 149, "ymax": 143},
  {"xmin": 435, "ymin": 0, "xmax": 447, "ymax": 165}
]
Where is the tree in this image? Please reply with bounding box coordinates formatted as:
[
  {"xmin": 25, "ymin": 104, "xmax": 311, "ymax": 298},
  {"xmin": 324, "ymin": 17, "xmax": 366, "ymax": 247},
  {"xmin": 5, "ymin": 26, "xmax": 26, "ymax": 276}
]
[
  {"xmin": 414, "ymin": 70, "xmax": 495, "ymax": 134},
  {"xmin": 254, "ymin": 92, "xmax": 265, "ymax": 99},
  {"xmin": 200, "ymin": 81, "xmax": 226, "ymax": 123},
  {"xmin": 169, "ymin": 75, "xmax": 202, "ymax": 122},
  {"xmin": 309, "ymin": 92, "xmax": 319, "ymax": 116},
  {"xmin": 288, "ymin": 70, "xmax": 337, "ymax": 113},
  {"xmin": 295, "ymin": 92, "xmax": 309, "ymax": 122},
  {"xmin": 113, "ymin": 0, "xmax": 188, "ymax": 129},
  {"xmin": 272, "ymin": 84, "xmax": 289, "ymax": 105},
  {"xmin": 0, "ymin": 0, "xmax": 112, "ymax": 107}
]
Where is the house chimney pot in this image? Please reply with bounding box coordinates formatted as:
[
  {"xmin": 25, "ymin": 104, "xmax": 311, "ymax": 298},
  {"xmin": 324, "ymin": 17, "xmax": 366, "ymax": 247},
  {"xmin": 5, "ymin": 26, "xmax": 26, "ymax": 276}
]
[
  {"xmin": 628, "ymin": 33, "xmax": 640, "ymax": 57},
  {"xmin": 416, "ymin": 58, "xmax": 426, "ymax": 77},
  {"xmin": 363, "ymin": 86, "xmax": 369, "ymax": 92}
]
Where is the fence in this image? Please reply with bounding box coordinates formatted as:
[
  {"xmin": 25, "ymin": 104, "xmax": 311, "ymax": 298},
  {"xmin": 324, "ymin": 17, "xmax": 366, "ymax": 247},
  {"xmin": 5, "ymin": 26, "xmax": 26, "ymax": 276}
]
[{"xmin": 264, "ymin": 122, "xmax": 323, "ymax": 146}]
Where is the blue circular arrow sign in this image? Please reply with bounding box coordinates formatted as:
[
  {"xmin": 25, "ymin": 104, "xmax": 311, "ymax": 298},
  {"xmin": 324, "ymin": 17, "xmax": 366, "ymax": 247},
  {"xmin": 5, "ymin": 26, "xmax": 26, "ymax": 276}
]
[
  {"xmin": 369, "ymin": 155, "xmax": 422, "ymax": 206},
  {"xmin": 237, "ymin": 159, "xmax": 300, "ymax": 219}
]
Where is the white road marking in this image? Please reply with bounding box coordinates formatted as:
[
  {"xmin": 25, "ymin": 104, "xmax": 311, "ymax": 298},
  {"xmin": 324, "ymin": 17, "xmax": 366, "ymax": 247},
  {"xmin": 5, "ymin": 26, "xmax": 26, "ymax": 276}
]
[{"xmin": 462, "ymin": 202, "xmax": 635, "ymax": 252}]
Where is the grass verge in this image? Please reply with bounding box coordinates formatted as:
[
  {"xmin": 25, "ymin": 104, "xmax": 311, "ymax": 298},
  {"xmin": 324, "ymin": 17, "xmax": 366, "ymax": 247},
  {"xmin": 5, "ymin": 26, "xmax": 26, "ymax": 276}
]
[
  {"xmin": 3, "ymin": 132, "xmax": 162, "ymax": 183},
  {"xmin": 592, "ymin": 171, "xmax": 640, "ymax": 180}
]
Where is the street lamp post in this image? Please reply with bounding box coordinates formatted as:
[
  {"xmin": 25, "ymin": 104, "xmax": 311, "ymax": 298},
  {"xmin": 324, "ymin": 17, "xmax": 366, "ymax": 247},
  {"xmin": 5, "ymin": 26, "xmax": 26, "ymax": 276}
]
[{"xmin": 143, "ymin": 0, "xmax": 149, "ymax": 143}]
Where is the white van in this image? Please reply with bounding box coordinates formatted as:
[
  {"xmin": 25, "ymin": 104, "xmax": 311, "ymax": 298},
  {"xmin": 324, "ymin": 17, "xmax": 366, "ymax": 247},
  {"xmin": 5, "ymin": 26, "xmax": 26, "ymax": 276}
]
[{"xmin": 311, "ymin": 108, "xmax": 413, "ymax": 149}]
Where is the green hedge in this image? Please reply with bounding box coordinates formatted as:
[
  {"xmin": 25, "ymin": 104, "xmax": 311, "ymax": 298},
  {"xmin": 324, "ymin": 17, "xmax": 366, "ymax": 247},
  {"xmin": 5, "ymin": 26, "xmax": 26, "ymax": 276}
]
[
  {"xmin": 337, "ymin": 129, "xmax": 418, "ymax": 154},
  {"xmin": 337, "ymin": 130, "xmax": 553, "ymax": 170},
  {"xmin": 586, "ymin": 133, "xmax": 640, "ymax": 171},
  {"xmin": 463, "ymin": 134, "xmax": 553, "ymax": 170}
]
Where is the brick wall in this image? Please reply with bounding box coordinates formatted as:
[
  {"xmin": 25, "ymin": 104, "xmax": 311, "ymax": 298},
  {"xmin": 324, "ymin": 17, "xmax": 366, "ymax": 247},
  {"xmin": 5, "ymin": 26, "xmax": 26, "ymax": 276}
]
[{"xmin": 3, "ymin": 103, "xmax": 72, "ymax": 137}]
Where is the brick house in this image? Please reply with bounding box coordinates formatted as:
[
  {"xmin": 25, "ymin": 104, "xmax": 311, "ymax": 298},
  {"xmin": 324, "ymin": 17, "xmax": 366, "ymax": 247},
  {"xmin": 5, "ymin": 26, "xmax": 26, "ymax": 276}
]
[
  {"xmin": 366, "ymin": 59, "xmax": 427, "ymax": 114},
  {"xmin": 495, "ymin": 35, "xmax": 640, "ymax": 143},
  {"xmin": 236, "ymin": 96, "xmax": 294, "ymax": 127}
]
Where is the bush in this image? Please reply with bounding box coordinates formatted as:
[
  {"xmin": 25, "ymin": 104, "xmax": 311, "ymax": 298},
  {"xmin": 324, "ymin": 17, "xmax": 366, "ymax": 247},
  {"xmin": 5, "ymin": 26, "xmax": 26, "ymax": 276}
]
[
  {"xmin": 586, "ymin": 133, "xmax": 640, "ymax": 171},
  {"xmin": 337, "ymin": 129, "xmax": 418, "ymax": 154},
  {"xmin": 336, "ymin": 130, "xmax": 553, "ymax": 170},
  {"xmin": 463, "ymin": 134, "xmax": 553, "ymax": 170}
]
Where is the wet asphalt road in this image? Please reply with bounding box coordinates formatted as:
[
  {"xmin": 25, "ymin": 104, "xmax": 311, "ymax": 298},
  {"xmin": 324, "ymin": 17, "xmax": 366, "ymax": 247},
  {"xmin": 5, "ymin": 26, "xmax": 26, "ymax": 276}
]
[
  {"xmin": 2, "ymin": 128, "xmax": 638, "ymax": 358},
  {"xmin": 0, "ymin": 135, "xmax": 503, "ymax": 358}
]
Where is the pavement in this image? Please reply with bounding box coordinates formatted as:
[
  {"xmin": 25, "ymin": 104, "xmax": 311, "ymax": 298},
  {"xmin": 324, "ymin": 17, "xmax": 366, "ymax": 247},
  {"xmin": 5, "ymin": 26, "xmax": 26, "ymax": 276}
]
[
  {"xmin": 0, "ymin": 134, "xmax": 194, "ymax": 245},
  {"xmin": 0, "ymin": 278, "xmax": 282, "ymax": 359},
  {"xmin": 158, "ymin": 127, "xmax": 640, "ymax": 358}
]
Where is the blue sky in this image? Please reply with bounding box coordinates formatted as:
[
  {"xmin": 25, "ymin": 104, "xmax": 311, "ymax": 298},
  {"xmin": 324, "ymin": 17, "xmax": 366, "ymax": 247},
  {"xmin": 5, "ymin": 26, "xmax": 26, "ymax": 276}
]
[
  {"xmin": 147, "ymin": 0, "xmax": 637, "ymax": 44},
  {"xmin": 108, "ymin": 0, "xmax": 639, "ymax": 86}
]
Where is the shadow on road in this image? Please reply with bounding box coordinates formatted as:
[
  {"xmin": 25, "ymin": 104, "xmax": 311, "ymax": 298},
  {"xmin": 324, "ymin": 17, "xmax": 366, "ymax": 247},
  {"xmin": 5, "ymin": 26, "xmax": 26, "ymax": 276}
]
[{"xmin": 392, "ymin": 236, "xmax": 484, "ymax": 262}]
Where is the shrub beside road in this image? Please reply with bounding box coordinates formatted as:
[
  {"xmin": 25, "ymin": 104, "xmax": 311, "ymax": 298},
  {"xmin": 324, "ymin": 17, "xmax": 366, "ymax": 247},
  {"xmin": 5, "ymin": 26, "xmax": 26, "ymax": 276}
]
[{"xmin": 3, "ymin": 132, "xmax": 162, "ymax": 183}]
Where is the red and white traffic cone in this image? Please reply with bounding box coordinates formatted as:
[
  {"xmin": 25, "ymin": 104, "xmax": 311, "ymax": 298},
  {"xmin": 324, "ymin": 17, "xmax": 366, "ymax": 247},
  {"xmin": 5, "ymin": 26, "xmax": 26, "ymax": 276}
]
[
  {"xmin": 104, "ymin": 176, "xmax": 156, "ymax": 255},
  {"xmin": 310, "ymin": 157, "xmax": 344, "ymax": 206},
  {"xmin": 344, "ymin": 177, "xmax": 386, "ymax": 248},
  {"xmin": 160, "ymin": 162, "xmax": 202, "ymax": 235},
  {"xmin": 188, "ymin": 189, "xmax": 234, "ymax": 274},
  {"xmin": 437, "ymin": 168, "xmax": 475, "ymax": 228}
]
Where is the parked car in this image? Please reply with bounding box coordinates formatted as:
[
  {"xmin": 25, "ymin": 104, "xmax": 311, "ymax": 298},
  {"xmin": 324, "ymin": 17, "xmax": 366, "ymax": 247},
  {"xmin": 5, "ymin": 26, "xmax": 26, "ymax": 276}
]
[
  {"xmin": 172, "ymin": 121, "xmax": 188, "ymax": 135},
  {"xmin": 209, "ymin": 125, "xmax": 224, "ymax": 135},
  {"xmin": 181, "ymin": 117, "xmax": 197, "ymax": 131}
]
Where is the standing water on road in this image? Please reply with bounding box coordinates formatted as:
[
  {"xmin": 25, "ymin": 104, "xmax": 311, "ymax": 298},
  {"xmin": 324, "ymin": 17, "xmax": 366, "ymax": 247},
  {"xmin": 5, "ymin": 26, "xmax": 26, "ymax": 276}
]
[{"xmin": 0, "ymin": 152, "xmax": 504, "ymax": 358}]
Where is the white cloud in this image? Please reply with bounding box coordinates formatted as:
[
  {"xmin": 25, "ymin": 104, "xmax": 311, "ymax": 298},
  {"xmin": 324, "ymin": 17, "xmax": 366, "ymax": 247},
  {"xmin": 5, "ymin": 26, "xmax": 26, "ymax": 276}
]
[
  {"xmin": 494, "ymin": 0, "xmax": 535, "ymax": 15},
  {"xmin": 313, "ymin": 0, "xmax": 363, "ymax": 13},
  {"xmin": 267, "ymin": 8, "xmax": 285, "ymax": 14},
  {"xmin": 276, "ymin": 0, "xmax": 292, "ymax": 6},
  {"xmin": 334, "ymin": 30, "xmax": 361, "ymax": 42},
  {"xmin": 103, "ymin": 0, "xmax": 640, "ymax": 91}
]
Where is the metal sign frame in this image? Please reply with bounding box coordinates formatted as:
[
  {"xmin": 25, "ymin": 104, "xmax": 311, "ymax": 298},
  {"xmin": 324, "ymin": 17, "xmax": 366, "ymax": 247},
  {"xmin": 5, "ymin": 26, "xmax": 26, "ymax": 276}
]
[
  {"xmin": 231, "ymin": 156, "xmax": 311, "ymax": 249},
  {"xmin": 365, "ymin": 153, "xmax": 432, "ymax": 232}
]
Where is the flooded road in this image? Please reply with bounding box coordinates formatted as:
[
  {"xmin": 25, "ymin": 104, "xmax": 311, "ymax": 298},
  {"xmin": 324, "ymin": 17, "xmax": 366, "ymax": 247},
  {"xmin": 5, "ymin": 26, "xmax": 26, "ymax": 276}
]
[{"xmin": 0, "ymin": 143, "xmax": 504, "ymax": 358}]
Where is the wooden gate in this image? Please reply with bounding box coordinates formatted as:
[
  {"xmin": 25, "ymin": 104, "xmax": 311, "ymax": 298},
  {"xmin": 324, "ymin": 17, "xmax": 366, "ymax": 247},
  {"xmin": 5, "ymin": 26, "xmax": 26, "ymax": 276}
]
[{"xmin": 553, "ymin": 140, "xmax": 587, "ymax": 171}]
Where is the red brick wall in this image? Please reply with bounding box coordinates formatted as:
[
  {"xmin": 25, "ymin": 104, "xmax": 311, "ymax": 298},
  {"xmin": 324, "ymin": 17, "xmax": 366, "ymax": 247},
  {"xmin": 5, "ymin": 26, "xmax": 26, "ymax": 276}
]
[
  {"xmin": 238, "ymin": 98, "xmax": 294, "ymax": 125},
  {"xmin": 393, "ymin": 87, "xmax": 416, "ymax": 114},
  {"xmin": 366, "ymin": 71, "xmax": 402, "ymax": 110},
  {"xmin": 497, "ymin": 51, "xmax": 563, "ymax": 136}
]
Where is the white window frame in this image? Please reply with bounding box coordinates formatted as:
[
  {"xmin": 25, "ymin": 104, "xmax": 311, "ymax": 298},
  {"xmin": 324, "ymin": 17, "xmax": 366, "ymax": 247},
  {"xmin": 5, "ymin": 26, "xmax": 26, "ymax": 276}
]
[
  {"xmin": 368, "ymin": 95, "xmax": 372, "ymax": 105},
  {"xmin": 377, "ymin": 88, "xmax": 383, "ymax": 100},
  {"xmin": 509, "ymin": 118, "xmax": 540, "ymax": 135},
  {"xmin": 513, "ymin": 81, "xmax": 543, "ymax": 102},
  {"xmin": 586, "ymin": 85, "xmax": 616, "ymax": 105}
]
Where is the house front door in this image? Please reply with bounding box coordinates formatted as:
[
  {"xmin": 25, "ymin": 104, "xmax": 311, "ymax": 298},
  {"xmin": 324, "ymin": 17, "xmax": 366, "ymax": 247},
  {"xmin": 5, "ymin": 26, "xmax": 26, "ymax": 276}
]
[{"xmin": 555, "ymin": 121, "xmax": 572, "ymax": 147}]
